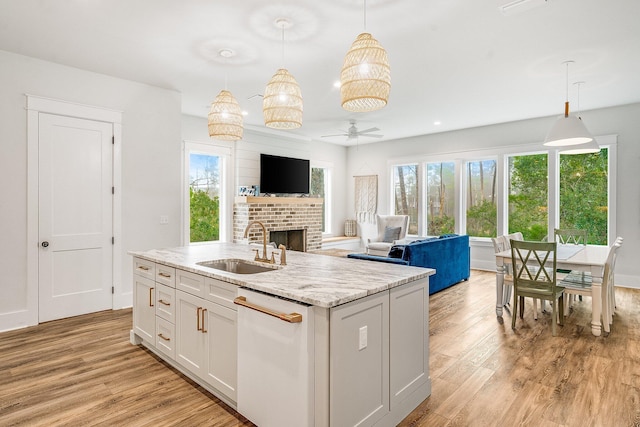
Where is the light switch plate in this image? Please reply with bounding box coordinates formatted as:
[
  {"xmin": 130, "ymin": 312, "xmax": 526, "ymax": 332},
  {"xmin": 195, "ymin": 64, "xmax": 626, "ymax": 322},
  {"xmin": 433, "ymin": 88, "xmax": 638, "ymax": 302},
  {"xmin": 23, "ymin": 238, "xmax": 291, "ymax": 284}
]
[{"xmin": 160, "ymin": 215, "xmax": 169, "ymax": 225}]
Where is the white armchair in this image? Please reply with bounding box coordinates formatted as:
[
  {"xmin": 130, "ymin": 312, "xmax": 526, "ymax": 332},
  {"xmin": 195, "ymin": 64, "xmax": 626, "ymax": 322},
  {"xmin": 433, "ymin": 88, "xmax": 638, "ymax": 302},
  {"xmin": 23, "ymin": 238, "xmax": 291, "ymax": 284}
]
[{"xmin": 365, "ymin": 214, "xmax": 410, "ymax": 256}]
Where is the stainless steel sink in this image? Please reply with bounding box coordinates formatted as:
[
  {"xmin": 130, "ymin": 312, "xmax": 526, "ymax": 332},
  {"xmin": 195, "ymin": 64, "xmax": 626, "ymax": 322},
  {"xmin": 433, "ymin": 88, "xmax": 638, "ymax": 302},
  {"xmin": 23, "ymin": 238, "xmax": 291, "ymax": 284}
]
[{"xmin": 196, "ymin": 259, "xmax": 277, "ymax": 274}]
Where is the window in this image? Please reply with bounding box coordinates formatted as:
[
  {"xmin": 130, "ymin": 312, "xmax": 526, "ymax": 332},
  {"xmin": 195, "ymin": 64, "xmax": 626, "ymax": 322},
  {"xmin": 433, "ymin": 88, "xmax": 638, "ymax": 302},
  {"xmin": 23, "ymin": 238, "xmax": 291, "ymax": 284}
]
[
  {"xmin": 393, "ymin": 164, "xmax": 419, "ymax": 235},
  {"xmin": 426, "ymin": 162, "xmax": 455, "ymax": 235},
  {"xmin": 311, "ymin": 166, "xmax": 331, "ymax": 233},
  {"xmin": 183, "ymin": 141, "xmax": 231, "ymax": 244},
  {"xmin": 559, "ymin": 149, "xmax": 608, "ymax": 245},
  {"xmin": 189, "ymin": 153, "xmax": 220, "ymax": 242},
  {"xmin": 387, "ymin": 136, "xmax": 615, "ymax": 245},
  {"xmin": 508, "ymin": 153, "xmax": 548, "ymax": 241},
  {"xmin": 465, "ymin": 159, "xmax": 497, "ymax": 237}
]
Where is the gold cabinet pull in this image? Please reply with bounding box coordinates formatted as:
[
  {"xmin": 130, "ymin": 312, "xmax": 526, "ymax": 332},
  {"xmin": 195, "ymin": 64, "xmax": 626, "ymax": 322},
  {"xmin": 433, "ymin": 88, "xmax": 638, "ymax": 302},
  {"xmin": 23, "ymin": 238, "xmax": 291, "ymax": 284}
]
[
  {"xmin": 196, "ymin": 307, "xmax": 202, "ymax": 331},
  {"xmin": 149, "ymin": 288, "xmax": 154, "ymax": 307},
  {"xmin": 158, "ymin": 299, "xmax": 171, "ymax": 306},
  {"xmin": 233, "ymin": 296, "xmax": 302, "ymax": 323},
  {"xmin": 158, "ymin": 333, "xmax": 170, "ymax": 341},
  {"xmin": 138, "ymin": 265, "xmax": 150, "ymax": 271},
  {"xmin": 201, "ymin": 308, "xmax": 207, "ymax": 333},
  {"xmin": 158, "ymin": 272, "xmax": 171, "ymax": 278}
]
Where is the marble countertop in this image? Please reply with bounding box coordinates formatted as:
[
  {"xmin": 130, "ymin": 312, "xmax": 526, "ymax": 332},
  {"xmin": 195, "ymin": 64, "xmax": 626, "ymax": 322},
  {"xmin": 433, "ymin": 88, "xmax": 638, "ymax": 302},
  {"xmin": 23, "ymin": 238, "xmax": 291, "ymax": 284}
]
[{"xmin": 129, "ymin": 243, "xmax": 434, "ymax": 308}]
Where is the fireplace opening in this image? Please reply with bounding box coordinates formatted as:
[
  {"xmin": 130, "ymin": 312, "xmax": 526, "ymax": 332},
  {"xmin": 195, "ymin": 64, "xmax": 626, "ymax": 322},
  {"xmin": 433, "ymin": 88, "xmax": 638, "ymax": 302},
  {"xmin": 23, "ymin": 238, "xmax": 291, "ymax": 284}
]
[{"xmin": 269, "ymin": 229, "xmax": 307, "ymax": 252}]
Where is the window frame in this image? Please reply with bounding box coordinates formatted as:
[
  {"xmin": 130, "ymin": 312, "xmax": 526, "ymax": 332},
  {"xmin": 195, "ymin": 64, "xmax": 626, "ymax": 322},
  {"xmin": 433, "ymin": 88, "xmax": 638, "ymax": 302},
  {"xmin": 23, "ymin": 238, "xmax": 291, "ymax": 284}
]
[
  {"xmin": 182, "ymin": 140, "xmax": 234, "ymax": 245},
  {"xmin": 389, "ymin": 162, "xmax": 421, "ymax": 236},
  {"xmin": 387, "ymin": 134, "xmax": 617, "ymax": 245},
  {"xmin": 311, "ymin": 161, "xmax": 332, "ymax": 235}
]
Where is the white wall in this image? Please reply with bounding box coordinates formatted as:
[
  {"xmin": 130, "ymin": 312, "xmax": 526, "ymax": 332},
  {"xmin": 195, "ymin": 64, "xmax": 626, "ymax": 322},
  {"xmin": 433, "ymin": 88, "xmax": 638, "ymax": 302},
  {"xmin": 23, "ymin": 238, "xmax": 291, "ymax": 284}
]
[
  {"xmin": 346, "ymin": 103, "xmax": 640, "ymax": 288},
  {"xmin": 181, "ymin": 116, "xmax": 349, "ymax": 237},
  {"xmin": 0, "ymin": 50, "xmax": 182, "ymax": 331}
]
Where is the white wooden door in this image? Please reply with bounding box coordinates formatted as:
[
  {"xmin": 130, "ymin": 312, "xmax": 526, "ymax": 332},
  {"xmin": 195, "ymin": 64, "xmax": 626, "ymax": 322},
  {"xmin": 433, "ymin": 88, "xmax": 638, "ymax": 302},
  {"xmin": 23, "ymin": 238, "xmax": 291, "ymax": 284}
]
[{"xmin": 38, "ymin": 113, "xmax": 113, "ymax": 322}]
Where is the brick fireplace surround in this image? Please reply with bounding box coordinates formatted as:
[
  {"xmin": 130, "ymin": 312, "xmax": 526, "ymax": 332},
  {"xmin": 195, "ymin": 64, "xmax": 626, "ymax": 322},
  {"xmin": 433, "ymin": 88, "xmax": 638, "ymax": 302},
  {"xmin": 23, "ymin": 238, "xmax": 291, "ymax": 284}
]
[{"xmin": 233, "ymin": 196, "xmax": 324, "ymax": 252}]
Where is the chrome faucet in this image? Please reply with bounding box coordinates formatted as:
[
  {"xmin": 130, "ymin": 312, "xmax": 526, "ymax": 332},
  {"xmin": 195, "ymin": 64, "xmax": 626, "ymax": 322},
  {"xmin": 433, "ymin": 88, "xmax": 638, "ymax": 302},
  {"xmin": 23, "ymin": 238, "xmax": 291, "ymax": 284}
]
[{"xmin": 243, "ymin": 220, "xmax": 273, "ymax": 263}]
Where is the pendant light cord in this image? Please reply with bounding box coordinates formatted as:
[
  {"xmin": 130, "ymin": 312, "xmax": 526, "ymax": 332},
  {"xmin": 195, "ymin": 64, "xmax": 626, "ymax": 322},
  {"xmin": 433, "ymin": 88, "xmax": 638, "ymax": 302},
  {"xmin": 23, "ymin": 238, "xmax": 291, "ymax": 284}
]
[
  {"xmin": 281, "ymin": 25, "xmax": 285, "ymax": 68},
  {"xmin": 363, "ymin": 0, "xmax": 367, "ymax": 31},
  {"xmin": 574, "ymin": 81, "xmax": 585, "ymax": 117},
  {"xmin": 562, "ymin": 60, "xmax": 574, "ymax": 117}
]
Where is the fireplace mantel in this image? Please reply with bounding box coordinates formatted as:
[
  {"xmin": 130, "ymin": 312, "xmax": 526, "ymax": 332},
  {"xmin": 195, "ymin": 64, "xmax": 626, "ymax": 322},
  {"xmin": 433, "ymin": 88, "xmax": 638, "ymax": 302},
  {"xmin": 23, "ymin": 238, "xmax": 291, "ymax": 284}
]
[
  {"xmin": 233, "ymin": 196, "xmax": 324, "ymax": 251},
  {"xmin": 234, "ymin": 196, "xmax": 323, "ymax": 205}
]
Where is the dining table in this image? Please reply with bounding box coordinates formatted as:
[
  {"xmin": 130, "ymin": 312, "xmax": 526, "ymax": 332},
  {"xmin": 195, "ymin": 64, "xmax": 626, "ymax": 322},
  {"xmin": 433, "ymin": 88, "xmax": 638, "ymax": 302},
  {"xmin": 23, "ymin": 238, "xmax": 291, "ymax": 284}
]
[{"xmin": 495, "ymin": 244, "xmax": 611, "ymax": 336}]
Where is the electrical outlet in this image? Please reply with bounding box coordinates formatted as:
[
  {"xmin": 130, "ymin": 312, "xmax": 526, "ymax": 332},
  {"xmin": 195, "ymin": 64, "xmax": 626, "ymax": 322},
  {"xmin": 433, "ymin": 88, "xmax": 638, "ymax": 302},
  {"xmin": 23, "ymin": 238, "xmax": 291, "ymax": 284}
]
[
  {"xmin": 359, "ymin": 325, "xmax": 367, "ymax": 350},
  {"xmin": 160, "ymin": 215, "xmax": 169, "ymax": 225}
]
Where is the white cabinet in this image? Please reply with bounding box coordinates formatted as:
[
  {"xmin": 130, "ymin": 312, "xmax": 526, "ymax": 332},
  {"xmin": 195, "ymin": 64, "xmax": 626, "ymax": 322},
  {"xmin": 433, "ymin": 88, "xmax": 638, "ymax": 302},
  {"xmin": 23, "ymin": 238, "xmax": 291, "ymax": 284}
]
[
  {"xmin": 155, "ymin": 264, "xmax": 176, "ymax": 287},
  {"xmin": 203, "ymin": 297, "xmax": 237, "ymax": 401},
  {"xmin": 328, "ymin": 277, "xmax": 430, "ymax": 427},
  {"xmin": 156, "ymin": 317, "xmax": 176, "ymax": 358},
  {"xmin": 330, "ymin": 291, "xmax": 389, "ymax": 426},
  {"xmin": 175, "ymin": 290, "xmax": 207, "ymax": 373},
  {"xmin": 176, "ymin": 269, "xmax": 206, "ymax": 297},
  {"xmin": 131, "ymin": 254, "xmax": 430, "ymax": 424},
  {"xmin": 155, "ymin": 283, "xmax": 176, "ymax": 359},
  {"xmin": 389, "ymin": 279, "xmax": 429, "ymax": 410},
  {"xmin": 133, "ymin": 270, "xmax": 155, "ymax": 344},
  {"xmin": 156, "ymin": 283, "xmax": 176, "ymax": 323},
  {"xmin": 175, "ymin": 285, "xmax": 238, "ymax": 402},
  {"xmin": 132, "ymin": 257, "xmax": 178, "ymax": 358}
]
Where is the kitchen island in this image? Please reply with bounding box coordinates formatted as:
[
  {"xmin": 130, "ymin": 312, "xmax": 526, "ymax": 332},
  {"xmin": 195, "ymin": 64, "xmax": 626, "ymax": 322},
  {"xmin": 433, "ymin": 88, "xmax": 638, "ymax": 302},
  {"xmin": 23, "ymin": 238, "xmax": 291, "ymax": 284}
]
[{"xmin": 130, "ymin": 242, "xmax": 433, "ymax": 427}]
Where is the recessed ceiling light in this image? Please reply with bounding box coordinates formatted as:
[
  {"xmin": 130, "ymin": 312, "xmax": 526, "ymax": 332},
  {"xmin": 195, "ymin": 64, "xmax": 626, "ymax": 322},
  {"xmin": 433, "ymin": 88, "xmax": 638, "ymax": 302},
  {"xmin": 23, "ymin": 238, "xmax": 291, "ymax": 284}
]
[
  {"xmin": 333, "ymin": 81, "xmax": 341, "ymax": 88},
  {"xmin": 218, "ymin": 48, "xmax": 235, "ymax": 58},
  {"xmin": 242, "ymin": 111, "xmax": 249, "ymax": 116},
  {"xmin": 434, "ymin": 121, "xmax": 441, "ymax": 126}
]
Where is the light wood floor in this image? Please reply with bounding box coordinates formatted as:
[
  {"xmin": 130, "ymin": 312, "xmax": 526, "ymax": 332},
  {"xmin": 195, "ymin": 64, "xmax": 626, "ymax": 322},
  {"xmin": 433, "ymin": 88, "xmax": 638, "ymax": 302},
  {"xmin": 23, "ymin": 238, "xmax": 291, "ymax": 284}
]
[{"xmin": 1, "ymin": 270, "xmax": 639, "ymax": 426}]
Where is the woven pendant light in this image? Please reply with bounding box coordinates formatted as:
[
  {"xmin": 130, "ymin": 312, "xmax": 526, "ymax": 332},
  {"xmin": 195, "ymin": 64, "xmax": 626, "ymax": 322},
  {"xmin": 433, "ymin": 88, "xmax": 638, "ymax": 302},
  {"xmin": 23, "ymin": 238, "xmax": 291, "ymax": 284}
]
[
  {"xmin": 340, "ymin": 31, "xmax": 390, "ymax": 112},
  {"xmin": 263, "ymin": 68, "xmax": 303, "ymax": 129},
  {"xmin": 208, "ymin": 89, "xmax": 243, "ymax": 141}
]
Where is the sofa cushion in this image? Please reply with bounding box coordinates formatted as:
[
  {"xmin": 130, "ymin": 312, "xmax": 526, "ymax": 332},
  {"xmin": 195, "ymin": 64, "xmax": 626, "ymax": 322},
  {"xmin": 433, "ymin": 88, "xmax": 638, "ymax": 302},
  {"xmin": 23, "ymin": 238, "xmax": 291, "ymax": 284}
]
[
  {"xmin": 383, "ymin": 226, "xmax": 402, "ymax": 243},
  {"xmin": 347, "ymin": 253, "xmax": 409, "ymax": 265}
]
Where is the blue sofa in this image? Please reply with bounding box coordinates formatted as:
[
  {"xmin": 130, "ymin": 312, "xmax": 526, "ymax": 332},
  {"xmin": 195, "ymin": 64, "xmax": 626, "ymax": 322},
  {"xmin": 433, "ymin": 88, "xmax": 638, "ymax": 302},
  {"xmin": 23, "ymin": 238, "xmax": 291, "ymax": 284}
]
[{"xmin": 348, "ymin": 234, "xmax": 470, "ymax": 295}]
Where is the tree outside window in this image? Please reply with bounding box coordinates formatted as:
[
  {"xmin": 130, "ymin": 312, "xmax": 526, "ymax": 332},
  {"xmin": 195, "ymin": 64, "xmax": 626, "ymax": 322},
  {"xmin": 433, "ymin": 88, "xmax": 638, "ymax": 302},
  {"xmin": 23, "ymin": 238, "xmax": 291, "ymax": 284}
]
[
  {"xmin": 189, "ymin": 153, "xmax": 220, "ymax": 242},
  {"xmin": 466, "ymin": 160, "xmax": 497, "ymax": 237},
  {"xmin": 508, "ymin": 153, "xmax": 548, "ymax": 241},
  {"xmin": 559, "ymin": 149, "xmax": 608, "ymax": 245},
  {"xmin": 393, "ymin": 164, "xmax": 419, "ymax": 235},
  {"xmin": 311, "ymin": 167, "xmax": 327, "ymax": 232},
  {"xmin": 426, "ymin": 162, "xmax": 455, "ymax": 235}
]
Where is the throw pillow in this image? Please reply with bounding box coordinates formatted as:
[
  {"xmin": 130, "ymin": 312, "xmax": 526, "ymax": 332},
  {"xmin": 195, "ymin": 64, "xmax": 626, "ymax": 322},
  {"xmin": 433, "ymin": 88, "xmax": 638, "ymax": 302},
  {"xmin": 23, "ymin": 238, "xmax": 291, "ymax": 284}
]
[
  {"xmin": 383, "ymin": 226, "xmax": 401, "ymax": 243},
  {"xmin": 388, "ymin": 245, "xmax": 406, "ymax": 259}
]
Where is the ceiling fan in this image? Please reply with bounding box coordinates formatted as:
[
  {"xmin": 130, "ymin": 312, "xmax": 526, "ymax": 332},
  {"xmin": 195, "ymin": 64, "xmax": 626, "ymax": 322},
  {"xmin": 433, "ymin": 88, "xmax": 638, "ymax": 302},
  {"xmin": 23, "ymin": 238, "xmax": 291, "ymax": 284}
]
[{"xmin": 321, "ymin": 120, "xmax": 383, "ymax": 140}]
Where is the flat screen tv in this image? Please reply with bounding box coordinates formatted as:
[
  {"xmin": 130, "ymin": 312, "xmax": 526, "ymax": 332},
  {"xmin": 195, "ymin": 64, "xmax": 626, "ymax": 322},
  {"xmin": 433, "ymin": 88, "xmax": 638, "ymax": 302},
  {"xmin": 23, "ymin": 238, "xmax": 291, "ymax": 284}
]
[{"xmin": 260, "ymin": 154, "xmax": 310, "ymax": 195}]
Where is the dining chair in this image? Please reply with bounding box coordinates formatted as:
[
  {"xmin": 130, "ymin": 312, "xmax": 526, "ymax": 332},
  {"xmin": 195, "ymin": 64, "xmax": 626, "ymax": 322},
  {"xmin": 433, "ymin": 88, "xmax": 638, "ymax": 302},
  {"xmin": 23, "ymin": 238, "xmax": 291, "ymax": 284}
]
[
  {"xmin": 511, "ymin": 240, "xmax": 564, "ymax": 336},
  {"xmin": 554, "ymin": 228, "xmax": 588, "ymax": 305},
  {"xmin": 554, "ymin": 228, "xmax": 588, "ymax": 245},
  {"xmin": 560, "ymin": 237, "xmax": 623, "ymax": 333},
  {"xmin": 492, "ymin": 233, "xmax": 542, "ymax": 319}
]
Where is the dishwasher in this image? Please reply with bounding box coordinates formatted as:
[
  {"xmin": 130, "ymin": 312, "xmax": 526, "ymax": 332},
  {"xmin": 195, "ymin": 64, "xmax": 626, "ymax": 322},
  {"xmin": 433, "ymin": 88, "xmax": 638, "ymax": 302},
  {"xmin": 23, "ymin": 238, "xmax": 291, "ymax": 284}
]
[{"xmin": 235, "ymin": 287, "xmax": 314, "ymax": 427}]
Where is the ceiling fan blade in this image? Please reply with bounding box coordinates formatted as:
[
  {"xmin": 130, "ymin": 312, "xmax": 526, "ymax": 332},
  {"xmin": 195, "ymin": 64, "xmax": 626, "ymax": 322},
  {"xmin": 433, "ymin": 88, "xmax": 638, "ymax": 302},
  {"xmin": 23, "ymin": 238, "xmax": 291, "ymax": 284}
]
[
  {"xmin": 362, "ymin": 134, "xmax": 383, "ymax": 138},
  {"xmin": 357, "ymin": 127, "xmax": 380, "ymax": 134},
  {"xmin": 321, "ymin": 133, "xmax": 348, "ymax": 138}
]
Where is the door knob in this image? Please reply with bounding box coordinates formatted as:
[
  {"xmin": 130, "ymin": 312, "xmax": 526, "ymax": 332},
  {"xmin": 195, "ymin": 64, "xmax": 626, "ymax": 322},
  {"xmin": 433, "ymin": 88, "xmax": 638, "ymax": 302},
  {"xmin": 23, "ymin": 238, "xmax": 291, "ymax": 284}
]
[{"xmin": 41, "ymin": 241, "xmax": 49, "ymax": 248}]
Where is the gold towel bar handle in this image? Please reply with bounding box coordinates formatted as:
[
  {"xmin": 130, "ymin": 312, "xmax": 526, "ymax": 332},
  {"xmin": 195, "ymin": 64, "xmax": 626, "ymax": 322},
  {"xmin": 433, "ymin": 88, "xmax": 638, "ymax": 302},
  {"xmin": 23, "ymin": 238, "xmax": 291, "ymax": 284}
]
[{"xmin": 234, "ymin": 296, "xmax": 302, "ymax": 323}]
